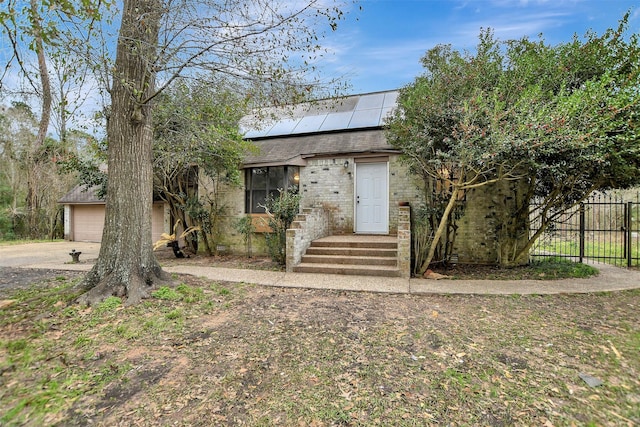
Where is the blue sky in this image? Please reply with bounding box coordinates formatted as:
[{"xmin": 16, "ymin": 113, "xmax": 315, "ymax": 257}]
[{"xmin": 326, "ymin": 0, "xmax": 640, "ymax": 94}]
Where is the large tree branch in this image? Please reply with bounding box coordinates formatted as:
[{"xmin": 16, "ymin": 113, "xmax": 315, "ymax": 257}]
[{"xmin": 140, "ymin": 0, "xmax": 335, "ymax": 105}]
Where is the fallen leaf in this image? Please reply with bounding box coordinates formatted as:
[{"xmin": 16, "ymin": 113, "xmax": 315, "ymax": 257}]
[{"xmin": 607, "ymin": 340, "xmax": 622, "ymax": 359}]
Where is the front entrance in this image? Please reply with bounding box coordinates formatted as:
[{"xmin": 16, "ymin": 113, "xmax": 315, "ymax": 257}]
[{"xmin": 355, "ymin": 162, "xmax": 389, "ymax": 234}]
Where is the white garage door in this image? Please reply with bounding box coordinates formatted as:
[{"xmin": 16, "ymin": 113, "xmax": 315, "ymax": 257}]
[
  {"xmin": 72, "ymin": 205, "xmax": 105, "ymax": 242},
  {"xmin": 71, "ymin": 204, "xmax": 166, "ymax": 243},
  {"xmin": 151, "ymin": 204, "xmax": 165, "ymax": 243}
]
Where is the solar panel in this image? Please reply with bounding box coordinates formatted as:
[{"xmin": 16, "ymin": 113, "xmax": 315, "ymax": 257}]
[
  {"xmin": 292, "ymin": 114, "xmax": 328, "ymax": 134},
  {"xmin": 266, "ymin": 117, "xmax": 299, "ymax": 136},
  {"xmin": 348, "ymin": 108, "xmax": 382, "ymax": 129},
  {"xmin": 241, "ymin": 90, "xmax": 398, "ymax": 139},
  {"xmin": 319, "ymin": 111, "xmax": 355, "ymax": 132},
  {"xmin": 383, "ymin": 91, "xmax": 398, "ymax": 108},
  {"xmin": 355, "ymin": 93, "xmax": 386, "ymax": 110}
]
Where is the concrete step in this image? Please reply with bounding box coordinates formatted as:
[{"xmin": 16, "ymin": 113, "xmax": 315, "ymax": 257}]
[
  {"xmin": 301, "ymin": 254, "xmax": 397, "ymax": 266},
  {"xmin": 293, "ymin": 263, "xmax": 401, "ymax": 277},
  {"xmin": 295, "ymin": 235, "xmax": 400, "ymax": 278},
  {"xmin": 305, "ymin": 247, "xmax": 397, "ymax": 257},
  {"xmin": 311, "ymin": 240, "xmax": 397, "ymax": 249}
]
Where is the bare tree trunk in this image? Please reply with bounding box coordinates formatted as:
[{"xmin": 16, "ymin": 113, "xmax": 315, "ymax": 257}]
[
  {"xmin": 26, "ymin": 0, "xmax": 52, "ymax": 238},
  {"xmin": 78, "ymin": 0, "xmax": 169, "ymax": 305},
  {"xmin": 418, "ymin": 186, "xmax": 460, "ymax": 275}
]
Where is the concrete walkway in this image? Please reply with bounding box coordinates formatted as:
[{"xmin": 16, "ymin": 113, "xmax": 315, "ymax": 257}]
[
  {"xmin": 1, "ymin": 241, "xmax": 639, "ymax": 295},
  {"xmin": 163, "ymin": 262, "xmax": 640, "ymax": 295}
]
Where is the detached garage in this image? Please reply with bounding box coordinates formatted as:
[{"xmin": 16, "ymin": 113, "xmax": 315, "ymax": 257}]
[{"xmin": 59, "ymin": 185, "xmax": 169, "ymax": 243}]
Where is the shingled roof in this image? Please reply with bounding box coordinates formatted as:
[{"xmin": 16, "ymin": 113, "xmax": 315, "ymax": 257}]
[
  {"xmin": 58, "ymin": 185, "xmax": 104, "ymax": 204},
  {"xmin": 240, "ymin": 90, "xmax": 399, "ymax": 166},
  {"xmin": 242, "ymin": 129, "xmax": 397, "ymax": 167}
]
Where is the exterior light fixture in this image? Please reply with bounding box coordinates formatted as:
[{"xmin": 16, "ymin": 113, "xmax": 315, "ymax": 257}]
[{"xmin": 343, "ymin": 160, "xmax": 349, "ymax": 169}]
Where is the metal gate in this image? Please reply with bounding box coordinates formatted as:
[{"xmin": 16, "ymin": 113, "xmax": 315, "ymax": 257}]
[{"xmin": 530, "ymin": 192, "xmax": 640, "ymax": 267}]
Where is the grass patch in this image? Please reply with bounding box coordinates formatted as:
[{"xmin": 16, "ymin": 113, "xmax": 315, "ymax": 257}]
[
  {"xmin": 434, "ymin": 258, "xmax": 599, "ymax": 280},
  {"xmin": 534, "ymin": 239, "xmax": 640, "ymax": 268},
  {"xmin": 151, "ymin": 284, "xmax": 203, "ymax": 303},
  {"xmin": 529, "ymin": 257, "xmax": 599, "ymax": 279},
  {"xmin": 94, "ymin": 296, "xmax": 122, "ymax": 314},
  {"xmin": 151, "ymin": 286, "xmax": 182, "ymax": 301},
  {"xmin": 0, "ymin": 272, "xmax": 638, "ymax": 426}
]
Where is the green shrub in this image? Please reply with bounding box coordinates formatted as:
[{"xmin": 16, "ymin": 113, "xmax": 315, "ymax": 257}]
[
  {"xmin": 262, "ymin": 187, "xmax": 300, "ymax": 265},
  {"xmin": 94, "ymin": 296, "xmax": 122, "ymax": 314},
  {"xmin": 152, "ymin": 286, "xmax": 182, "ymax": 301}
]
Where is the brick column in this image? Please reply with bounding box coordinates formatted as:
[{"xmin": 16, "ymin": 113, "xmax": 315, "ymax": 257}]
[
  {"xmin": 397, "ymin": 205, "xmax": 411, "ymax": 278},
  {"xmin": 286, "ymin": 207, "xmax": 330, "ymax": 272}
]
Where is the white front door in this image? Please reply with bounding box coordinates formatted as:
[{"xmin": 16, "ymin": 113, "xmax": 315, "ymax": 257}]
[{"xmin": 355, "ymin": 162, "xmax": 388, "ymax": 234}]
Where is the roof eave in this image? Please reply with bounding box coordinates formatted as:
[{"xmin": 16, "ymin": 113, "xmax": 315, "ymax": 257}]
[{"xmin": 243, "ymin": 125, "xmax": 385, "ymax": 142}]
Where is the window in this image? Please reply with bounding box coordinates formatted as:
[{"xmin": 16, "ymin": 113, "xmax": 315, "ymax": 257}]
[{"xmin": 245, "ymin": 166, "xmax": 299, "ymax": 213}]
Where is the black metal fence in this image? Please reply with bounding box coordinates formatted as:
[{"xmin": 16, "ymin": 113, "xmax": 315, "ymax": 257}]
[{"xmin": 529, "ymin": 192, "xmax": 640, "ymax": 268}]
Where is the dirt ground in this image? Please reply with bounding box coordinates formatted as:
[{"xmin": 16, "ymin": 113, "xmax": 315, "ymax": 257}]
[
  {"xmin": 0, "ymin": 268, "xmax": 638, "ymax": 426},
  {"xmin": 158, "ymin": 251, "xmax": 282, "ymax": 271},
  {"xmin": 0, "ymin": 268, "xmax": 80, "ymax": 295},
  {"xmin": 0, "ymin": 251, "xmax": 279, "ymax": 298}
]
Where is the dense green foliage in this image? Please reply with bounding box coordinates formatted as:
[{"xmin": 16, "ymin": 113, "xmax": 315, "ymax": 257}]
[
  {"xmin": 1, "ymin": 0, "xmax": 110, "ymax": 239},
  {"xmin": 387, "ymin": 15, "xmax": 640, "ymax": 269},
  {"xmin": 153, "ymin": 78, "xmax": 252, "ymax": 255},
  {"xmin": 263, "ymin": 187, "xmax": 301, "ymax": 265},
  {"xmin": 233, "ymin": 215, "xmax": 256, "ymax": 258},
  {"xmin": 0, "ymin": 102, "xmax": 83, "ymax": 240}
]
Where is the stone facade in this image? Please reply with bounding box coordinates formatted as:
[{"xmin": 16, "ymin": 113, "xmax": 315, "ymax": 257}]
[
  {"xmin": 388, "ymin": 156, "xmax": 424, "ymax": 233},
  {"xmin": 204, "ymin": 153, "xmax": 424, "ymax": 259},
  {"xmin": 299, "ymin": 157, "xmax": 354, "ymax": 234},
  {"xmin": 202, "ymin": 158, "xmax": 527, "ymax": 268},
  {"xmin": 451, "ymin": 179, "xmax": 529, "ymax": 265},
  {"xmin": 299, "ymin": 154, "xmax": 423, "ymax": 235},
  {"xmin": 285, "ymin": 207, "xmax": 331, "ymax": 272}
]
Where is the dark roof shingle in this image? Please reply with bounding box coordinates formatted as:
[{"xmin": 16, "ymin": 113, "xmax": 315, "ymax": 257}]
[
  {"xmin": 243, "ymin": 129, "xmax": 396, "ymax": 166},
  {"xmin": 58, "ymin": 185, "xmax": 104, "ymax": 204}
]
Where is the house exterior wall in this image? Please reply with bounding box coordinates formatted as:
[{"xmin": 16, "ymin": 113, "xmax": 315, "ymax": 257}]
[
  {"xmin": 452, "ymin": 179, "xmax": 529, "ymax": 265},
  {"xmin": 210, "ymin": 154, "xmax": 423, "ymax": 256},
  {"xmin": 63, "ymin": 205, "xmax": 71, "ymax": 240},
  {"xmin": 299, "ymin": 157, "xmax": 354, "ymax": 234},
  {"xmin": 205, "ymin": 157, "xmax": 528, "ymax": 267},
  {"xmin": 198, "ymin": 173, "xmax": 271, "ymax": 256},
  {"xmin": 388, "ymin": 155, "xmax": 424, "ymax": 233},
  {"xmin": 206, "ymin": 154, "xmax": 533, "ymax": 267},
  {"xmin": 299, "ymin": 154, "xmax": 423, "ymax": 235}
]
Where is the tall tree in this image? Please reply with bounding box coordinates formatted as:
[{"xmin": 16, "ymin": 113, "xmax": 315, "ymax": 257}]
[
  {"xmin": 0, "ymin": 0, "xmax": 104, "ymax": 237},
  {"xmin": 1, "ymin": 0, "xmax": 52, "ymax": 236},
  {"xmin": 494, "ymin": 18, "xmax": 640, "ymax": 263},
  {"xmin": 0, "ymin": 102, "xmax": 36, "ymax": 238},
  {"xmin": 76, "ymin": 0, "xmax": 349, "ymax": 305},
  {"xmin": 387, "ymin": 16, "xmax": 640, "ymax": 271},
  {"xmin": 78, "ymin": 0, "xmax": 163, "ymax": 304},
  {"xmin": 153, "ymin": 78, "xmax": 251, "ymax": 255},
  {"xmin": 0, "ymin": 101, "xmax": 78, "ymax": 239},
  {"xmin": 386, "ymin": 31, "xmax": 526, "ymax": 273}
]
